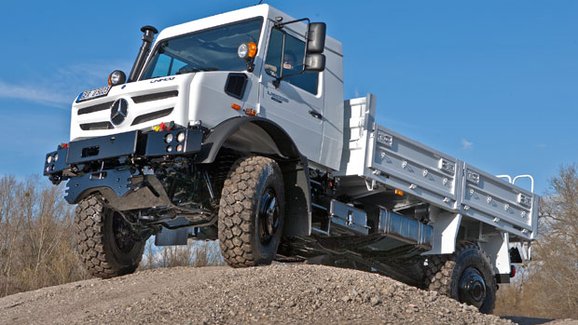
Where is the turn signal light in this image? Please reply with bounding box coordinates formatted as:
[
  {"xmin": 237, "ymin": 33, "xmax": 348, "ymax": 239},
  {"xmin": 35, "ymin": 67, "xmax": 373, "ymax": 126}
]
[
  {"xmin": 394, "ymin": 189, "xmax": 405, "ymax": 196},
  {"xmin": 247, "ymin": 42, "xmax": 257, "ymax": 58},
  {"xmin": 231, "ymin": 103, "xmax": 241, "ymax": 111},
  {"xmin": 244, "ymin": 108, "xmax": 257, "ymax": 116}
]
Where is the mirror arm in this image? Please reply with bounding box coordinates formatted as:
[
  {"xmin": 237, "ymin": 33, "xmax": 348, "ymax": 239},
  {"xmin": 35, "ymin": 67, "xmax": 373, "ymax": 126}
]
[
  {"xmin": 274, "ymin": 17, "xmax": 310, "ymax": 29},
  {"xmin": 246, "ymin": 60, "xmax": 255, "ymax": 72}
]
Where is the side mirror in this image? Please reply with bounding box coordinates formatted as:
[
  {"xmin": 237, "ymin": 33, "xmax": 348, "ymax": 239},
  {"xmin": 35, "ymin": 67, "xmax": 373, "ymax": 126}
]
[
  {"xmin": 307, "ymin": 23, "xmax": 326, "ymax": 54},
  {"xmin": 305, "ymin": 53, "xmax": 326, "ymax": 72}
]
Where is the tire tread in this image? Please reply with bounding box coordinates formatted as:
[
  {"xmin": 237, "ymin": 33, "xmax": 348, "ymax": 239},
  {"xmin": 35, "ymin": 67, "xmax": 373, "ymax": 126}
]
[
  {"xmin": 218, "ymin": 156, "xmax": 281, "ymax": 268},
  {"xmin": 75, "ymin": 195, "xmax": 143, "ymax": 278}
]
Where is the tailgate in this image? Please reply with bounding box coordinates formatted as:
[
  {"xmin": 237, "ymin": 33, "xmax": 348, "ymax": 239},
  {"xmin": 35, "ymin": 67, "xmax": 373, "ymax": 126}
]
[{"xmin": 461, "ymin": 164, "xmax": 538, "ymax": 239}]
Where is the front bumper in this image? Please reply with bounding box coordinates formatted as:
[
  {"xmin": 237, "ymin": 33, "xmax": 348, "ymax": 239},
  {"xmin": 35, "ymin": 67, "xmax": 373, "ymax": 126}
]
[{"xmin": 44, "ymin": 127, "xmax": 203, "ymax": 205}]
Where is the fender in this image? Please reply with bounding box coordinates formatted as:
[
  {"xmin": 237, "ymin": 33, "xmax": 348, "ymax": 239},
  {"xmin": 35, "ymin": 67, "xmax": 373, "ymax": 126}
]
[
  {"xmin": 197, "ymin": 117, "xmax": 301, "ymax": 164},
  {"xmin": 197, "ymin": 117, "xmax": 312, "ymax": 237}
]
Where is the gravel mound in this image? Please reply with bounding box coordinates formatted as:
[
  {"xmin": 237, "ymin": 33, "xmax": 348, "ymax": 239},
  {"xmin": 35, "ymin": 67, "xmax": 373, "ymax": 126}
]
[{"xmin": 0, "ymin": 264, "xmax": 513, "ymax": 324}]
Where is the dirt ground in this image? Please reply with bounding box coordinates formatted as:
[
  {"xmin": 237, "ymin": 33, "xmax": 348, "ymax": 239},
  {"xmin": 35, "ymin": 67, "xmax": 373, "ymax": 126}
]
[{"xmin": 0, "ymin": 264, "xmax": 575, "ymax": 325}]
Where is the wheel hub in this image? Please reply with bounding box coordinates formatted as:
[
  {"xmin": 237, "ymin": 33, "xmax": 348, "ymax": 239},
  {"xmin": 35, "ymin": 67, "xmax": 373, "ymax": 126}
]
[
  {"xmin": 258, "ymin": 189, "xmax": 279, "ymax": 244},
  {"xmin": 458, "ymin": 267, "xmax": 487, "ymax": 307},
  {"xmin": 112, "ymin": 211, "xmax": 137, "ymax": 253}
]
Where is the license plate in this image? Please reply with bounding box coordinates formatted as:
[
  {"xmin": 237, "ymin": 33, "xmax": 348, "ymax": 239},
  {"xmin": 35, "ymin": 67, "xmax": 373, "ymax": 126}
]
[{"xmin": 76, "ymin": 85, "xmax": 111, "ymax": 102}]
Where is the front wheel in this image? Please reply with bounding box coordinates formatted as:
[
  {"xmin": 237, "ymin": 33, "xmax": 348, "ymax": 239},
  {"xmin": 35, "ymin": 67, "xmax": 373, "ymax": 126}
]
[
  {"xmin": 424, "ymin": 242, "xmax": 497, "ymax": 314},
  {"xmin": 218, "ymin": 156, "xmax": 285, "ymax": 267},
  {"xmin": 75, "ymin": 195, "xmax": 146, "ymax": 278}
]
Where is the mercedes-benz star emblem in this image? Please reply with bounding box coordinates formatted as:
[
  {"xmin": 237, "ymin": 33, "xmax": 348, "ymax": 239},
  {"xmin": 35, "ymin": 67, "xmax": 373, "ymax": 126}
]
[{"xmin": 110, "ymin": 98, "xmax": 129, "ymax": 125}]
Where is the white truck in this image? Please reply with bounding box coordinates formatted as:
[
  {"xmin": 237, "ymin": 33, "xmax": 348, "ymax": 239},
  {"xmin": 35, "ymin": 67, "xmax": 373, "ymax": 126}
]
[{"xmin": 44, "ymin": 5, "xmax": 538, "ymax": 313}]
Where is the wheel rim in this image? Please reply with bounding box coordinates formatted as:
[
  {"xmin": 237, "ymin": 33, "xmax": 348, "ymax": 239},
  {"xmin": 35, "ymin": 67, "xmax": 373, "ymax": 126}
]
[
  {"xmin": 112, "ymin": 211, "xmax": 137, "ymax": 253},
  {"xmin": 258, "ymin": 188, "xmax": 280, "ymax": 245},
  {"xmin": 458, "ymin": 267, "xmax": 487, "ymax": 307}
]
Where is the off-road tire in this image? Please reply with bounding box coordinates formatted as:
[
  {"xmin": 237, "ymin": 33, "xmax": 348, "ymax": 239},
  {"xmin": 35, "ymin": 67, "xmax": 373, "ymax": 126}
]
[
  {"xmin": 218, "ymin": 156, "xmax": 285, "ymax": 268},
  {"xmin": 424, "ymin": 242, "xmax": 497, "ymax": 314},
  {"xmin": 75, "ymin": 195, "xmax": 145, "ymax": 278}
]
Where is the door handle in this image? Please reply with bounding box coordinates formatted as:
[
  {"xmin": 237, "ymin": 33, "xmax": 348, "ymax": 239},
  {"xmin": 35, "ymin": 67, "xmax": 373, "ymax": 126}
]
[{"xmin": 309, "ymin": 110, "xmax": 323, "ymax": 120}]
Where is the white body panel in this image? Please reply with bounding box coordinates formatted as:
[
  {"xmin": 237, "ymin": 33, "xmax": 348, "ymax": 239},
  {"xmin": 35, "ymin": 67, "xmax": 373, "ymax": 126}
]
[{"xmin": 70, "ymin": 75, "xmax": 192, "ymax": 141}]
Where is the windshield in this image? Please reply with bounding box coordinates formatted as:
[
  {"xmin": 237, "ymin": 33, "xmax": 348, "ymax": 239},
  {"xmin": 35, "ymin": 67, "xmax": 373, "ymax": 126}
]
[{"xmin": 141, "ymin": 17, "xmax": 263, "ymax": 79}]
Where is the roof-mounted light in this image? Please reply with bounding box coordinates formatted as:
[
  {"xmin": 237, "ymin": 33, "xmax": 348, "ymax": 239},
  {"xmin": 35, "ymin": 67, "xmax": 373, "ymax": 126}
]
[{"xmin": 237, "ymin": 42, "xmax": 257, "ymax": 60}]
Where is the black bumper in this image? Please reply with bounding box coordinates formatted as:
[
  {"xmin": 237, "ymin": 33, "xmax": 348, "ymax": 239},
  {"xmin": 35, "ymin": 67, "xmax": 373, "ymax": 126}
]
[{"xmin": 44, "ymin": 127, "xmax": 203, "ymax": 204}]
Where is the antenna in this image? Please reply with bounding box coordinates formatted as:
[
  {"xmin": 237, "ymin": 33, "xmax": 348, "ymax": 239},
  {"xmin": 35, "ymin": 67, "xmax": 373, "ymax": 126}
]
[{"xmin": 258, "ymin": 0, "xmax": 265, "ymax": 4}]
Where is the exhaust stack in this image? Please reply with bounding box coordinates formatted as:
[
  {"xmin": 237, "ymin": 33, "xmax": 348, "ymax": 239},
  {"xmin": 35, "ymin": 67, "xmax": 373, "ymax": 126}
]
[{"xmin": 129, "ymin": 25, "xmax": 158, "ymax": 82}]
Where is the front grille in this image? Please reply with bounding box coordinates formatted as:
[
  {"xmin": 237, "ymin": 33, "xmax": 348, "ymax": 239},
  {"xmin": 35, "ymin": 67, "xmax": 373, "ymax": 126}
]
[
  {"xmin": 80, "ymin": 122, "xmax": 114, "ymax": 130},
  {"xmin": 78, "ymin": 101, "xmax": 114, "ymax": 115},
  {"xmin": 131, "ymin": 107, "xmax": 174, "ymax": 126},
  {"xmin": 132, "ymin": 90, "xmax": 179, "ymax": 104}
]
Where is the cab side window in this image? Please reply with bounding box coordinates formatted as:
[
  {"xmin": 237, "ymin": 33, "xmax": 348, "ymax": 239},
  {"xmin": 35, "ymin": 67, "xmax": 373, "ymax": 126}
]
[{"xmin": 264, "ymin": 28, "xmax": 319, "ymax": 95}]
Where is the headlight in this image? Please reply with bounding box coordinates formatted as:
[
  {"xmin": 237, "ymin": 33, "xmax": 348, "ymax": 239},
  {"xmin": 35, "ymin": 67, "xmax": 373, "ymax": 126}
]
[
  {"xmin": 237, "ymin": 43, "xmax": 248, "ymax": 59},
  {"xmin": 54, "ymin": 153, "xmax": 59, "ymax": 162},
  {"xmin": 46, "ymin": 155, "xmax": 53, "ymax": 164},
  {"xmin": 177, "ymin": 132, "xmax": 186, "ymax": 143},
  {"xmin": 166, "ymin": 145, "xmax": 173, "ymax": 153},
  {"xmin": 165, "ymin": 133, "xmax": 174, "ymax": 143},
  {"xmin": 108, "ymin": 70, "xmax": 127, "ymax": 86},
  {"xmin": 237, "ymin": 42, "xmax": 257, "ymax": 60}
]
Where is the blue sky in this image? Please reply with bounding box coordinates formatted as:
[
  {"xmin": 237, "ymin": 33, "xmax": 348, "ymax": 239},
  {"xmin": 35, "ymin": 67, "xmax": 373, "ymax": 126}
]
[{"xmin": 1, "ymin": 0, "xmax": 576, "ymax": 195}]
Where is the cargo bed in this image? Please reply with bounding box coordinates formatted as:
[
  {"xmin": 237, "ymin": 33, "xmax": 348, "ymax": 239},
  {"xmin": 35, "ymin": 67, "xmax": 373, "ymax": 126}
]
[{"xmin": 338, "ymin": 94, "xmax": 538, "ymax": 242}]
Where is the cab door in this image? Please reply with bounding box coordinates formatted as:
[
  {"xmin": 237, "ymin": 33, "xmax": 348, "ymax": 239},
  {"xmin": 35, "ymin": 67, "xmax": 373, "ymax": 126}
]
[{"xmin": 258, "ymin": 24, "xmax": 324, "ymax": 164}]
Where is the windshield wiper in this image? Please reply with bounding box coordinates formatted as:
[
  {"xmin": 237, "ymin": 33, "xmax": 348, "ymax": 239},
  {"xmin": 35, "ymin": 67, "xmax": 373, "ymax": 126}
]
[{"xmin": 176, "ymin": 66, "xmax": 219, "ymax": 74}]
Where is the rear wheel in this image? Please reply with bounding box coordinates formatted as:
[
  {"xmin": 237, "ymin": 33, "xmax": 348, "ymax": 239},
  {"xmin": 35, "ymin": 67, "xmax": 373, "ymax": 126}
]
[
  {"xmin": 424, "ymin": 242, "xmax": 497, "ymax": 313},
  {"xmin": 75, "ymin": 195, "xmax": 145, "ymax": 278},
  {"xmin": 218, "ymin": 156, "xmax": 285, "ymax": 267}
]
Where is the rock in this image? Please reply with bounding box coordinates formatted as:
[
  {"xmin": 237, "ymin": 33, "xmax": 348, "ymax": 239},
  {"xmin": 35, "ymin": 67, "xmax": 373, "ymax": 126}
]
[{"xmin": 370, "ymin": 296, "xmax": 381, "ymax": 306}]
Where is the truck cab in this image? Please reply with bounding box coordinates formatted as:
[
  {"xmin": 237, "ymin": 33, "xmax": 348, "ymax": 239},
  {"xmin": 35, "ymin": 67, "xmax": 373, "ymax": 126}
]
[{"xmin": 69, "ymin": 5, "xmax": 343, "ymax": 170}]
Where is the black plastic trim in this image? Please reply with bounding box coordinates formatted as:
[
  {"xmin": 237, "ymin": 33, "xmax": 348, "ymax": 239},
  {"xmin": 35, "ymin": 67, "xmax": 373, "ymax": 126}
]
[
  {"xmin": 509, "ymin": 247, "xmax": 523, "ymax": 264},
  {"xmin": 77, "ymin": 101, "xmax": 114, "ymax": 115},
  {"xmin": 132, "ymin": 90, "xmax": 179, "ymax": 104},
  {"xmin": 131, "ymin": 107, "xmax": 174, "ymax": 125},
  {"xmin": 197, "ymin": 117, "xmax": 301, "ymax": 164},
  {"xmin": 80, "ymin": 122, "xmax": 114, "ymax": 130},
  {"xmin": 224, "ymin": 73, "xmax": 248, "ymax": 99},
  {"xmin": 495, "ymin": 274, "xmax": 510, "ymax": 284}
]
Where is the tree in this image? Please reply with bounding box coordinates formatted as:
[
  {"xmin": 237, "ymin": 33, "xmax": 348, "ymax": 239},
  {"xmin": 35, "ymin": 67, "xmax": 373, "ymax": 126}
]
[
  {"xmin": 0, "ymin": 175, "xmax": 222, "ymax": 298},
  {"xmin": 496, "ymin": 165, "xmax": 578, "ymax": 318},
  {"xmin": 0, "ymin": 176, "xmax": 89, "ymax": 297},
  {"xmin": 530, "ymin": 165, "xmax": 578, "ymax": 318}
]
